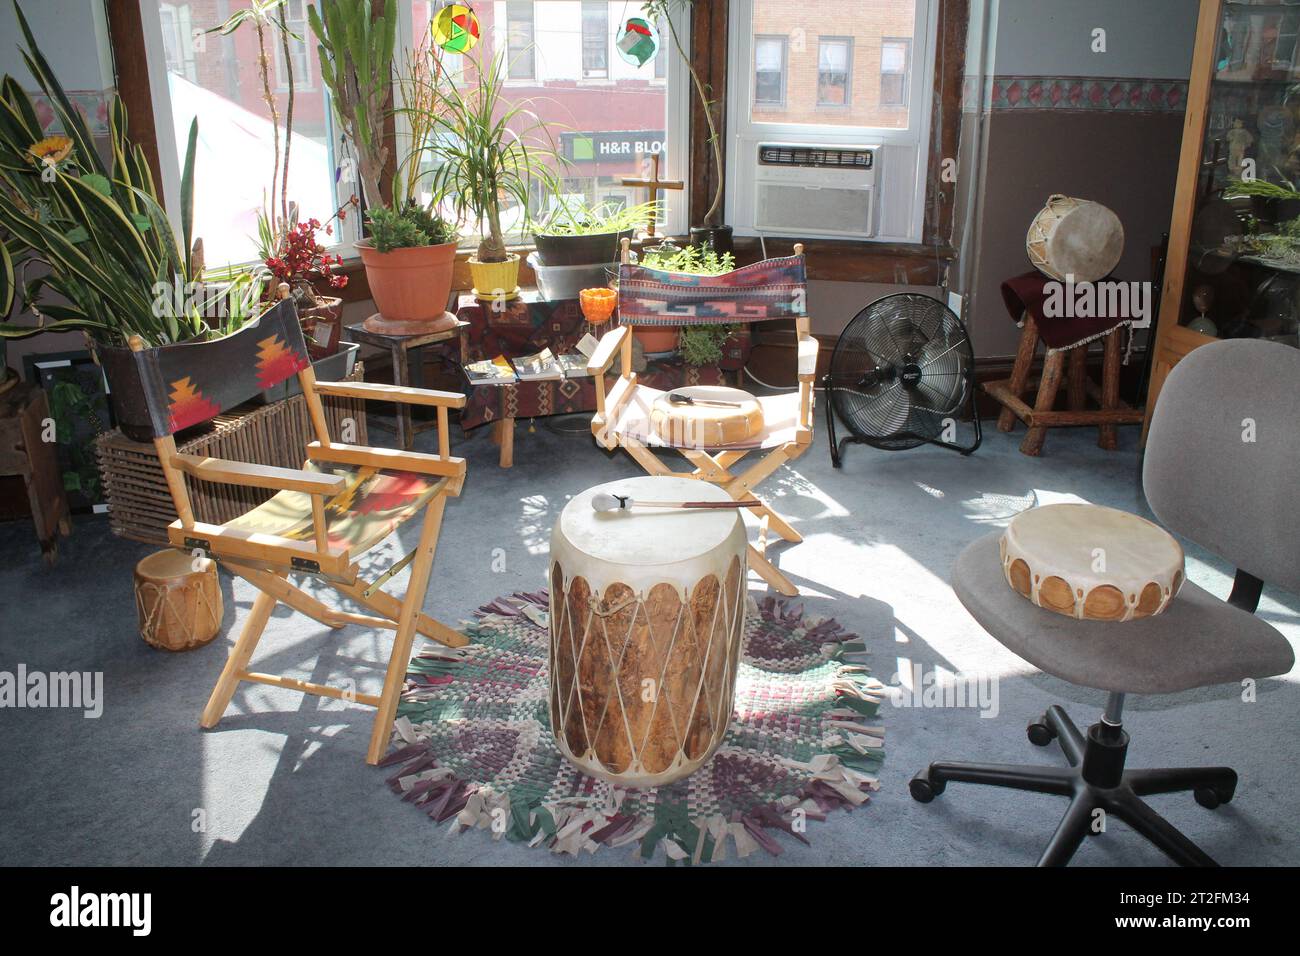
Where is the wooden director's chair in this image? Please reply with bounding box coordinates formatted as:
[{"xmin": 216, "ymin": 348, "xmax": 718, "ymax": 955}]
[
  {"xmin": 588, "ymin": 241, "xmax": 817, "ymax": 595},
  {"xmin": 129, "ymin": 299, "xmax": 468, "ymax": 765}
]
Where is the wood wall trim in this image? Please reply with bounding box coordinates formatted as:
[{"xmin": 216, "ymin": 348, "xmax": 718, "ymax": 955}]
[
  {"xmin": 925, "ymin": 0, "xmax": 968, "ymax": 251},
  {"xmin": 106, "ymin": 0, "xmax": 164, "ymax": 191},
  {"xmin": 687, "ymin": 1, "xmax": 728, "ymax": 230},
  {"xmin": 1141, "ymin": 0, "xmax": 1221, "ymax": 441},
  {"xmin": 732, "ymin": 237, "xmax": 954, "ymax": 284}
]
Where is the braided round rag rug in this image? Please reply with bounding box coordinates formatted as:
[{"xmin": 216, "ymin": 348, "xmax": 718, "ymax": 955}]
[{"xmin": 378, "ymin": 591, "xmax": 885, "ymax": 863}]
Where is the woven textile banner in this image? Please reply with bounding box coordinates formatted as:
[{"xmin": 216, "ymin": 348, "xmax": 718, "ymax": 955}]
[
  {"xmin": 617, "ymin": 256, "xmax": 808, "ymax": 327},
  {"xmin": 132, "ymin": 299, "xmax": 310, "ymax": 437}
]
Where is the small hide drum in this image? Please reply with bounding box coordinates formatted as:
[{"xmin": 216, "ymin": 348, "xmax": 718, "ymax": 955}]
[
  {"xmin": 134, "ymin": 549, "xmax": 224, "ymax": 651},
  {"xmin": 999, "ymin": 503, "xmax": 1184, "ymax": 622},
  {"xmin": 649, "ymin": 385, "xmax": 764, "ymax": 447},
  {"xmin": 549, "ymin": 476, "xmax": 747, "ymax": 787},
  {"xmin": 1026, "ymin": 195, "xmax": 1124, "ymax": 283}
]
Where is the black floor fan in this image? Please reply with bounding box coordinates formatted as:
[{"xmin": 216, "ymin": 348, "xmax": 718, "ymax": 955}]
[{"xmin": 824, "ymin": 293, "xmax": 981, "ymax": 466}]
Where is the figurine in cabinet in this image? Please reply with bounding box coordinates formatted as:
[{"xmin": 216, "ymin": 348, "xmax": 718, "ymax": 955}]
[{"xmin": 1227, "ymin": 118, "xmax": 1254, "ymax": 179}]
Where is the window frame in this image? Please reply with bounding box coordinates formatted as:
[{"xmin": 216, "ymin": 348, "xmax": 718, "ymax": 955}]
[
  {"xmin": 272, "ymin": 0, "xmax": 315, "ymax": 93},
  {"xmin": 879, "ymin": 36, "xmax": 910, "ymax": 109},
  {"xmin": 753, "ymin": 34, "xmax": 788, "ymax": 108},
  {"xmin": 505, "ymin": 0, "xmax": 537, "ymax": 82},
  {"xmin": 816, "ymin": 36, "xmax": 854, "ymax": 109},
  {"xmin": 725, "ymin": 0, "xmax": 939, "ymax": 245},
  {"xmin": 581, "ymin": 1, "xmax": 610, "ymax": 80},
  {"xmin": 158, "ymin": 3, "xmax": 197, "ymax": 82}
]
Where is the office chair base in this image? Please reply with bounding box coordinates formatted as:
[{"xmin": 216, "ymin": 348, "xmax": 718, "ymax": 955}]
[{"xmin": 909, "ymin": 705, "xmax": 1236, "ymax": 867}]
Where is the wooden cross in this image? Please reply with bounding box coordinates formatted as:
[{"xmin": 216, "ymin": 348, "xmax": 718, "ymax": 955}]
[{"xmin": 620, "ymin": 153, "xmax": 684, "ymax": 239}]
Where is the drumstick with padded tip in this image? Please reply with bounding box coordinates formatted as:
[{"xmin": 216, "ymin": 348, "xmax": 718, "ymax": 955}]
[{"xmin": 592, "ymin": 492, "xmax": 762, "ymax": 512}]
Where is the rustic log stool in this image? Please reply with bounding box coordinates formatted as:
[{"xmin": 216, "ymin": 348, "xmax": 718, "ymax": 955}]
[
  {"xmin": 984, "ymin": 272, "xmax": 1145, "ymax": 457},
  {"xmin": 134, "ymin": 549, "xmax": 224, "ymax": 652}
]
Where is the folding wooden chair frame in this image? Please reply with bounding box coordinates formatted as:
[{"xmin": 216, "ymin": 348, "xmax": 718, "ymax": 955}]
[
  {"xmin": 587, "ymin": 243, "xmax": 817, "ymax": 596},
  {"xmin": 129, "ymin": 337, "xmax": 469, "ymax": 765}
]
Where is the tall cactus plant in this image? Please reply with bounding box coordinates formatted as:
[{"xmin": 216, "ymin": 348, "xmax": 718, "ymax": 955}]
[{"xmin": 308, "ymin": 0, "xmax": 395, "ymax": 211}]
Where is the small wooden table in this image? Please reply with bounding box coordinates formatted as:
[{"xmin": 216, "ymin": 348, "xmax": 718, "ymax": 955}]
[
  {"xmin": 0, "ymin": 381, "xmax": 71, "ymax": 564},
  {"xmin": 344, "ymin": 315, "xmax": 468, "ymax": 449}
]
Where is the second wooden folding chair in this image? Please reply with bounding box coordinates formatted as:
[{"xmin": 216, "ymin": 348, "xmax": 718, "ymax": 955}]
[{"xmin": 588, "ymin": 241, "xmax": 818, "ymax": 595}]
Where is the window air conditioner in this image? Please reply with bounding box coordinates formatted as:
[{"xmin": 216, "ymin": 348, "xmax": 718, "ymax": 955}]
[{"xmin": 752, "ymin": 142, "xmax": 879, "ymax": 240}]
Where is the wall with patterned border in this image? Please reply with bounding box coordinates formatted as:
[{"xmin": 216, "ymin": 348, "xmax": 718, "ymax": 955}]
[{"xmin": 963, "ymin": 75, "xmax": 1190, "ymax": 114}]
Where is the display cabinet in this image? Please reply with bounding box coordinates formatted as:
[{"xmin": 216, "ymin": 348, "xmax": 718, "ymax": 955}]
[{"xmin": 1147, "ymin": 0, "xmax": 1300, "ymax": 437}]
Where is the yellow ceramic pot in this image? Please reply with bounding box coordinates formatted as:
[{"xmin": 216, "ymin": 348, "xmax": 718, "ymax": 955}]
[{"xmin": 469, "ymin": 254, "xmax": 521, "ymax": 302}]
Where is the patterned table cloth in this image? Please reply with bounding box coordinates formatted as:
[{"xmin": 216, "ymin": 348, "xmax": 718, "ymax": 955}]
[{"xmin": 455, "ymin": 292, "xmax": 751, "ymax": 430}]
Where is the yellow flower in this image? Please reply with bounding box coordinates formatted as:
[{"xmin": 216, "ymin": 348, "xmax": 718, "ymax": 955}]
[{"xmin": 28, "ymin": 134, "xmax": 73, "ymax": 166}]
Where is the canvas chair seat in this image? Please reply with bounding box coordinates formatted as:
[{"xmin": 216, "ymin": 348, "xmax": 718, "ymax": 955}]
[
  {"xmin": 607, "ymin": 385, "xmax": 803, "ymax": 450},
  {"xmin": 224, "ymin": 462, "xmax": 448, "ymax": 557}
]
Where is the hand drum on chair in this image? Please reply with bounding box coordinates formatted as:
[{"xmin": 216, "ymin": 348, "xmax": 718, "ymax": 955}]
[{"xmin": 1000, "ymin": 504, "xmax": 1184, "ymax": 622}]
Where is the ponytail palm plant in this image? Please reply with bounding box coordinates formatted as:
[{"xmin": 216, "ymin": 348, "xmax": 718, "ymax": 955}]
[
  {"xmin": 0, "ymin": 2, "xmax": 209, "ymax": 347},
  {"xmin": 425, "ymin": 52, "xmax": 556, "ymax": 264}
]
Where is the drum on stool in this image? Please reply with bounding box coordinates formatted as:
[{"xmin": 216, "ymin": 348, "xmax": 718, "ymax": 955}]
[
  {"xmin": 549, "ymin": 476, "xmax": 747, "ymax": 787},
  {"xmin": 134, "ymin": 549, "xmax": 224, "ymax": 651},
  {"xmin": 1026, "ymin": 194, "xmax": 1124, "ymax": 283}
]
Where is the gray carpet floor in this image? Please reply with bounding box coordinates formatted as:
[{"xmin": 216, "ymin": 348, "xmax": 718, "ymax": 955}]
[{"xmin": 1, "ymin": 413, "xmax": 1296, "ymax": 867}]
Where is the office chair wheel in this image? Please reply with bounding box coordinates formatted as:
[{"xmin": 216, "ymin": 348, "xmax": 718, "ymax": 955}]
[
  {"xmin": 1026, "ymin": 718, "xmax": 1057, "ymax": 747},
  {"xmin": 909, "ymin": 769, "xmax": 945, "ymax": 803},
  {"xmin": 1194, "ymin": 787, "xmax": 1232, "ymax": 810}
]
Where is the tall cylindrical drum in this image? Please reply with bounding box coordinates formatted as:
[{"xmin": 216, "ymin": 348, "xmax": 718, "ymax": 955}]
[{"xmin": 549, "ymin": 476, "xmax": 747, "ymax": 787}]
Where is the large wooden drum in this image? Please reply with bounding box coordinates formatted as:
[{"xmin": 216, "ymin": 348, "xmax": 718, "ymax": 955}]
[
  {"xmin": 134, "ymin": 549, "xmax": 224, "ymax": 651},
  {"xmin": 1026, "ymin": 194, "xmax": 1124, "ymax": 283},
  {"xmin": 549, "ymin": 476, "xmax": 747, "ymax": 787},
  {"xmin": 1000, "ymin": 503, "xmax": 1184, "ymax": 622}
]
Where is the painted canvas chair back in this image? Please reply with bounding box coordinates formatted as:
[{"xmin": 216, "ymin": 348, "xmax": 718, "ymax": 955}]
[
  {"xmin": 617, "ymin": 255, "xmax": 808, "ymax": 327},
  {"xmin": 132, "ymin": 299, "xmax": 310, "ymax": 437}
]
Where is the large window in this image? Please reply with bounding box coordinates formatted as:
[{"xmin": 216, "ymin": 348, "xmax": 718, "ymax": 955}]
[
  {"xmin": 727, "ymin": 0, "xmax": 934, "ymax": 243},
  {"xmin": 144, "ymin": 1, "xmax": 353, "ymax": 268},
  {"xmin": 880, "ymin": 38, "xmax": 910, "ymax": 108},
  {"xmin": 582, "ymin": 2, "xmax": 609, "ymax": 79},
  {"xmin": 754, "ymin": 36, "xmax": 787, "ymax": 107},
  {"xmin": 818, "ymin": 37, "xmax": 853, "ymax": 107},
  {"xmin": 506, "ymin": 1, "xmax": 536, "ymax": 80},
  {"xmin": 144, "ymin": 2, "xmax": 688, "ymax": 261},
  {"xmin": 404, "ymin": 1, "xmax": 688, "ymax": 244}
]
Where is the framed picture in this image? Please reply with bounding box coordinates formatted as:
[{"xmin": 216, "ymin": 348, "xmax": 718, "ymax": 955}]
[{"xmin": 23, "ymin": 350, "xmax": 114, "ymax": 514}]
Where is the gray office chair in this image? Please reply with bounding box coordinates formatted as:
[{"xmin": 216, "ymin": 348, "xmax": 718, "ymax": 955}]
[{"xmin": 910, "ymin": 339, "xmax": 1298, "ymax": 866}]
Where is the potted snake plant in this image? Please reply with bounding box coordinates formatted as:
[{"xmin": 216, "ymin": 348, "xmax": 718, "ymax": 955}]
[{"xmin": 0, "ymin": 3, "xmax": 253, "ymax": 440}]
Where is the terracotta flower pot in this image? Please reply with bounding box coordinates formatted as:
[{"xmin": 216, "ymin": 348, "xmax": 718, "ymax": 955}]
[
  {"xmin": 633, "ymin": 326, "xmax": 680, "ymax": 354},
  {"xmin": 357, "ymin": 239, "xmax": 457, "ymax": 324}
]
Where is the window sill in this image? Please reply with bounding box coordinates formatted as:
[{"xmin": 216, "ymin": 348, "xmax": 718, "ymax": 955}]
[
  {"xmin": 328, "ymin": 236, "xmax": 954, "ymax": 303},
  {"xmin": 731, "ymin": 236, "xmax": 955, "ymax": 284}
]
